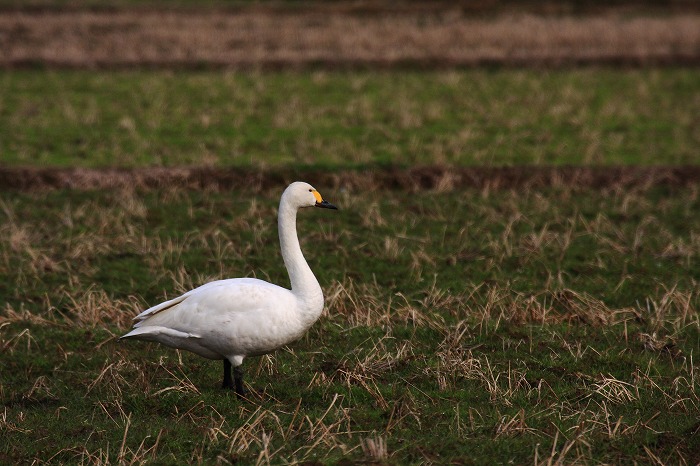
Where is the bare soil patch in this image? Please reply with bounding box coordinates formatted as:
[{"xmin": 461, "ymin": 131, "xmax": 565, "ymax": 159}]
[
  {"xmin": 1, "ymin": 7, "xmax": 699, "ymax": 68},
  {"xmin": 2, "ymin": 165, "xmax": 698, "ymax": 192}
]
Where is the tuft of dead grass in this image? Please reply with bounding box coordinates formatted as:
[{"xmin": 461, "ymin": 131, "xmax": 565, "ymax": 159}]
[{"xmin": 219, "ymin": 394, "xmax": 362, "ymax": 464}]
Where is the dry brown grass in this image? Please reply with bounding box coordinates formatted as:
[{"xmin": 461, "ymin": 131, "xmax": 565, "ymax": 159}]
[{"xmin": 1, "ymin": 9, "xmax": 699, "ymax": 68}]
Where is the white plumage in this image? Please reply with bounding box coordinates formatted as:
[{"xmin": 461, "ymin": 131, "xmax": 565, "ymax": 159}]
[{"xmin": 120, "ymin": 181, "xmax": 337, "ymax": 396}]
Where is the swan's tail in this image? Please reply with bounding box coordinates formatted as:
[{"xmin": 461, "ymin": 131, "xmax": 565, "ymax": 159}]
[{"xmin": 119, "ymin": 325, "xmax": 199, "ymax": 341}]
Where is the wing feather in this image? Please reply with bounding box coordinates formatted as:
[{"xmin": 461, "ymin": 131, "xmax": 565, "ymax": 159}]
[{"xmin": 122, "ymin": 278, "xmax": 299, "ymax": 359}]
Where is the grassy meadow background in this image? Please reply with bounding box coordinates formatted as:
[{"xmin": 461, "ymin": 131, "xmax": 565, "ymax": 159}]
[
  {"xmin": 2, "ymin": 69, "xmax": 699, "ymax": 168},
  {"xmin": 2, "ymin": 2, "xmax": 700, "ymax": 465}
]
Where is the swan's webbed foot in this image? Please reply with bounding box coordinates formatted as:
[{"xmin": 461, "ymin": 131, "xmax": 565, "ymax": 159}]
[{"xmin": 222, "ymin": 359, "xmax": 246, "ymax": 398}]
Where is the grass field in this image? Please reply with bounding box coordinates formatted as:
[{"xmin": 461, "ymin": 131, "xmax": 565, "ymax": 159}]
[
  {"xmin": 2, "ymin": 69, "xmax": 699, "ymax": 168},
  {"xmin": 2, "ymin": 177, "xmax": 700, "ymax": 464},
  {"xmin": 1, "ymin": 62, "xmax": 700, "ymax": 464}
]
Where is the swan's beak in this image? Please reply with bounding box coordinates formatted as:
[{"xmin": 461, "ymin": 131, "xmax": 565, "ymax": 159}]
[
  {"xmin": 315, "ymin": 200, "xmax": 338, "ymax": 210},
  {"xmin": 312, "ymin": 189, "xmax": 338, "ymax": 210}
]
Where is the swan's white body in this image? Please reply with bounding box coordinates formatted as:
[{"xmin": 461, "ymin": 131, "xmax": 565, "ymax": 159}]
[{"xmin": 121, "ymin": 182, "xmax": 336, "ymax": 383}]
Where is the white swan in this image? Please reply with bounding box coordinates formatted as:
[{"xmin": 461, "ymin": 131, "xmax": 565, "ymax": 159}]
[{"xmin": 120, "ymin": 181, "xmax": 337, "ymax": 396}]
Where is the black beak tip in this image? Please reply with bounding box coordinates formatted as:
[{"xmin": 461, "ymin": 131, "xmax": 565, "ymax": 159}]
[{"xmin": 316, "ymin": 200, "xmax": 338, "ymax": 210}]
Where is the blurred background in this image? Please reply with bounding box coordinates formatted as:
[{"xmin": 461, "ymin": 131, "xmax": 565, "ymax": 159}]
[{"xmin": 1, "ymin": 0, "xmax": 698, "ymax": 175}]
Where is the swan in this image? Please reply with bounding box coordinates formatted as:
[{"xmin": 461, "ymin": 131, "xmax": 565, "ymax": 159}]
[{"xmin": 120, "ymin": 181, "xmax": 337, "ymax": 397}]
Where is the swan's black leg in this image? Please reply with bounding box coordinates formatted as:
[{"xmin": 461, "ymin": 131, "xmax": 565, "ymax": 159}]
[
  {"xmin": 233, "ymin": 366, "xmax": 246, "ymax": 398},
  {"xmin": 222, "ymin": 359, "xmax": 246, "ymax": 398},
  {"xmin": 222, "ymin": 359, "xmax": 234, "ymax": 390}
]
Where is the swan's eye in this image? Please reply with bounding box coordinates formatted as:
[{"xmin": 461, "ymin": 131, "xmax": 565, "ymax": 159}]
[{"xmin": 308, "ymin": 189, "xmax": 313, "ymax": 192}]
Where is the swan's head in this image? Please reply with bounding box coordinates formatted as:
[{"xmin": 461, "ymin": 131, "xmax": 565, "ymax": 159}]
[{"xmin": 284, "ymin": 181, "xmax": 338, "ymax": 210}]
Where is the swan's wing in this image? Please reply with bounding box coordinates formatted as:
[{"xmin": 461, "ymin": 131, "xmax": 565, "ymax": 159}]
[
  {"xmin": 131, "ymin": 279, "xmax": 228, "ymax": 324},
  {"xmin": 126, "ymin": 278, "xmax": 294, "ymax": 333},
  {"xmin": 121, "ymin": 278, "xmax": 299, "ymax": 358},
  {"xmin": 131, "ymin": 295, "xmax": 186, "ymax": 323}
]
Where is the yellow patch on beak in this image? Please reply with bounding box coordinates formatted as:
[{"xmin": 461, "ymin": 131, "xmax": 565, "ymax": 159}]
[{"xmin": 312, "ymin": 190, "xmax": 323, "ymax": 203}]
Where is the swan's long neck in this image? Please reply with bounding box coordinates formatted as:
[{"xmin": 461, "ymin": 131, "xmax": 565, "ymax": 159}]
[{"xmin": 278, "ymin": 196, "xmax": 324, "ymax": 324}]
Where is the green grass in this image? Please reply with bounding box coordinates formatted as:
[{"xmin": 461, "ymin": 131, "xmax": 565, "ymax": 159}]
[
  {"xmin": 1, "ymin": 69, "xmax": 699, "ymax": 168},
  {"xmin": 1, "ymin": 184, "xmax": 699, "ymax": 464},
  {"xmin": 1, "ymin": 66, "xmax": 699, "ymax": 464}
]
